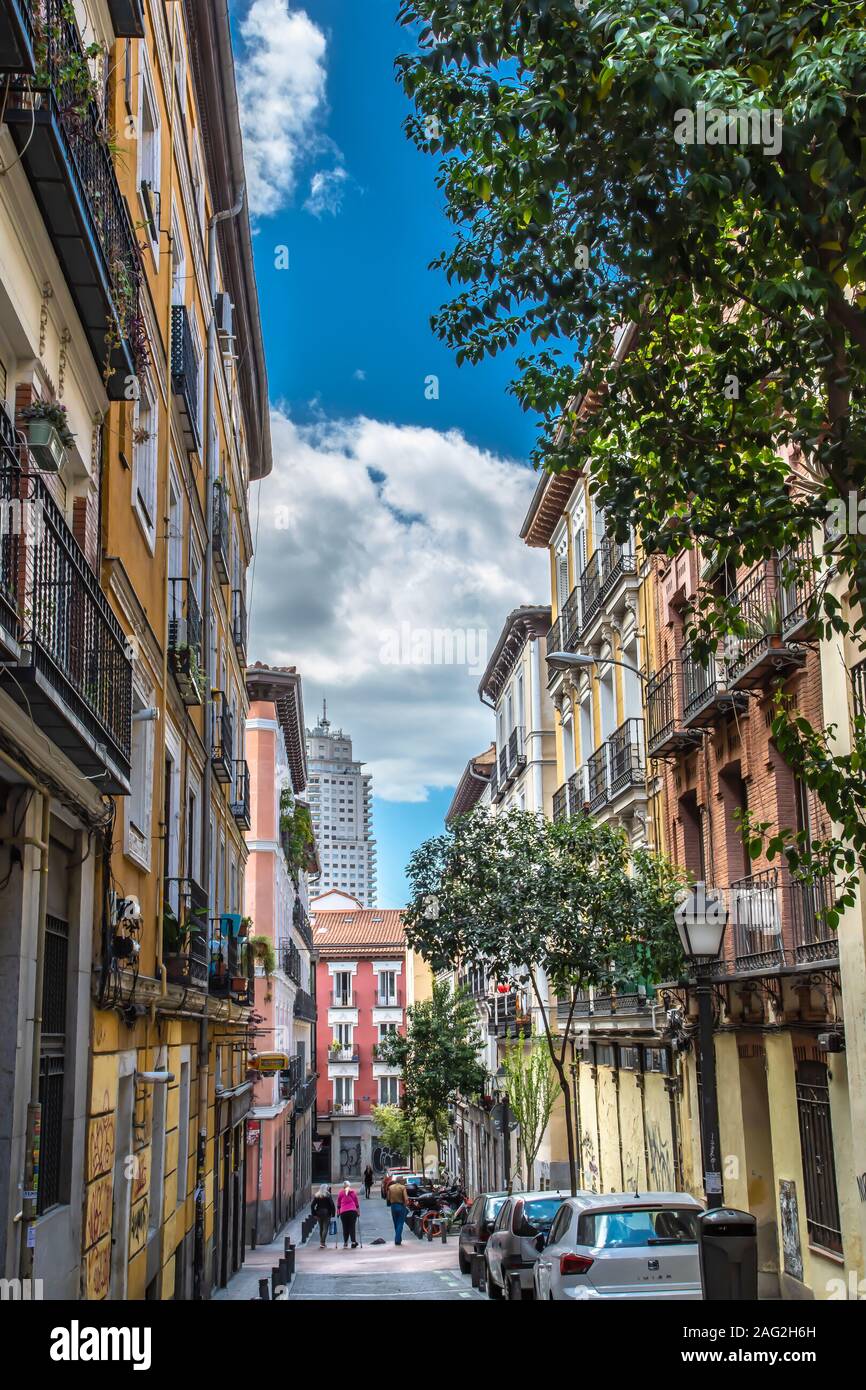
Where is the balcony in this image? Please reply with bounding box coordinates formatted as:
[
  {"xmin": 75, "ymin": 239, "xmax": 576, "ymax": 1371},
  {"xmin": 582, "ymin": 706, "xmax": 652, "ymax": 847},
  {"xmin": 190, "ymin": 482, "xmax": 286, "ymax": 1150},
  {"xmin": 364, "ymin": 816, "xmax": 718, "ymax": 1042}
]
[
  {"xmin": 167, "ymin": 578, "xmax": 204, "ymax": 706},
  {"xmin": 5, "ymin": 2, "xmax": 142, "ymax": 397},
  {"xmin": 297, "ymin": 1074, "xmax": 317, "ymax": 1112},
  {"xmin": 331, "ymin": 1102, "xmax": 357, "ymax": 1117},
  {"xmin": 790, "ymin": 874, "xmax": 837, "ymax": 966},
  {"xmin": 170, "ymin": 305, "xmax": 201, "ymax": 453},
  {"xmin": 552, "ymin": 782, "xmax": 568, "ymax": 823},
  {"xmin": 0, "ymin": 0, "xmax": 35, "ymax": 72},
  {"xmin": 607, "ymin": 718, "xmax": 645, "ymax": 799},
  {"xmin": 580, "ymin": 547, "xmax": 604, "ymax": 631},
  {"xmin": 162, "ymin": 879, "xmax": 209, "ymax": 992},
  {"xmin": 492, "ymin": 726, "xmax": 526, "ymax": 801},
  {"xmin": 279, "ymin": 1054, "xmax": 303, "ymax": 1102},
  {"xmin": 212, "ymin": 481, "xmax": 230, "ymax": 585},
  {"xmin": 554, "ymin": 767, "xmax": 590, "ymax": 821},
  {"xmin": 208, "ymin": 917, "xmax": 252, "ymax": 1006},
  {"xmin": 280, "ymin": 939, "xmax": 301, "ymax": 984},
  {"xmin": 488, "ymin": 991, "xmax": 531, "ymax": 1039},
  {"xmin": 107, "ymin": 1, "xmax": 145, "ymax": 37},
  {"xmin": 231, "ymin": 587, "xmax": 247, "ymax": 661},
  {"xmin": 376, "ymin": 989, "xmax": 402, "ymax": 1008},
  {"xmin": 779, "ymin": 536, "xmax": 816, "ymax": 639},
  {"xmin": 730, "ymin": 869, "xmax": 787, "ymax": 972},
  {"xmin": 546, "ymin": 586, "xmax": 582, "ymax": 678},
  {"xmin": 682, "ymin": 641, "xmax": 748, "ymax": 728},
  {"xmin": 0, "ymin": 454, "xmax": 132, "ymax": 792},
  {"xmin": 294, "ymin": 988, "xmax": 317, "ymax": 1022},
  {"xmin": 726, "ymin": 561, "xmax": 806, "ymax": 691},
  {"xmin": 211, "ymin": 690, "xmax": 233, "ymax": 784},
  {"xmin": 328, "ymin": 1046, "xmax": 359, "ymax": 1064},
  {"xmin": 230, "ymin": 759, "xmax": 250, "ymax": 829},
  {"xmin": 646, "ymin": 660, "xmax": 701, "ymax": 758},
  {"xmin": 330, "ymin": 991, "xmax": 354, "ymax": 1008},
  {"xmin": 293, "ymin": 900, "xmax": 314, "ymax": 949},
  {"xmin": 556, "ymin": 989, "xmax": 647, "ymax": 1024}
]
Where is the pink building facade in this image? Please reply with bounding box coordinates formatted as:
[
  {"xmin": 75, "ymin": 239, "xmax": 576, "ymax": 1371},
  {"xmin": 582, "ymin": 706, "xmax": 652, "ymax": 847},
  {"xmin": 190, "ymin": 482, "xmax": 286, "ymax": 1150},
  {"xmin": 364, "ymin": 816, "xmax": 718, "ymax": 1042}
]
[
  {"xmin": 311, "ymin": 891, "xmax": 406, "ymax": 1182},
  {"xmin": 243, "ymin": 666, "xmax": 319, "ymax": 1245}
]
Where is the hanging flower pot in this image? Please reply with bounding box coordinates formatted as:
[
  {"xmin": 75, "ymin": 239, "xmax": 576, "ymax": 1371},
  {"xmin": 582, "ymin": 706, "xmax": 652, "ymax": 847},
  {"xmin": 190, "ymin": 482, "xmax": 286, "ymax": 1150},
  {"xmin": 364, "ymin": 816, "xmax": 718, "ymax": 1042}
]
[{"xmin": 19, "ymin": 401, "xmax": 75, "ymax": 472}]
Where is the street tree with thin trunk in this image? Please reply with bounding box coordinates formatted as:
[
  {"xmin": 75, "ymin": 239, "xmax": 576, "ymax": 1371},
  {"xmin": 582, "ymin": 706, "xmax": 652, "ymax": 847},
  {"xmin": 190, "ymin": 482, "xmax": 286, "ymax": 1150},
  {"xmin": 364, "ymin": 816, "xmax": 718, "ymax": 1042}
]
[
  {"xmin": 396, "ymin": 0, "xmax": 866, "ymax": 907},
  {"xmin": 371, "ymin": 1103, "xmax": 434, "ymax": 1171},
  {"xmin": 501, "ymin": 1032, "xmax": 556, "ymax": 1191},
  {"xmin": 403, "ymin": 808, "xmax": 684, "ymax": 1195},
  {"xmin": 377, "ymin": 981, "xmax": 487, "ymax": 1168}
]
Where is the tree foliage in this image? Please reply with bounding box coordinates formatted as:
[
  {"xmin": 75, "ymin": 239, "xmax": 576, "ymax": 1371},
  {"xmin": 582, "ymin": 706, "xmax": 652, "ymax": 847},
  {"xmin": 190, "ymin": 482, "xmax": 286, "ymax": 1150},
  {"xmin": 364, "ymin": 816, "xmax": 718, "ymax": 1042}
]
[
  {"xmin": 501, "ymin": 1032, "xmax": 557, "ymax": 1190},
  {"xmin": 403, "ymin": 808, "xmax": 684, "ymax": 1192},
  {"xmin": 371, "ymin": 1103, "xmax": 434, "ymax": 1168},
  {"xmin": 377, "ymin": 981, "xmax": 487, "ymax": 1157},
  {"xmin": 397, "ymin": 0, "xmax": 866, "ymax": 891}
]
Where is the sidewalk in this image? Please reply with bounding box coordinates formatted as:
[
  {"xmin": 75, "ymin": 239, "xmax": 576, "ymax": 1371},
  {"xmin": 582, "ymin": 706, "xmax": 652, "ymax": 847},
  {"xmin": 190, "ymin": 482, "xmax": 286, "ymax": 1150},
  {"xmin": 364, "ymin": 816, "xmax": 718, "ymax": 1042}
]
[{"xmin": 214, "ymin": 1207, "xmax": 308, "ymax": 1301}]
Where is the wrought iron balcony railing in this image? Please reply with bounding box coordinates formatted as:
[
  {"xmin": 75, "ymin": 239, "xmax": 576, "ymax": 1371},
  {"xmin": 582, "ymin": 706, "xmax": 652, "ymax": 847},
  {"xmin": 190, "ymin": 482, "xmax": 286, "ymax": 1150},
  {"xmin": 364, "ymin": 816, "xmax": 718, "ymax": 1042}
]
[
  {"xmin": 5, "ymin": 1, "xmax": 143, "ymax": 396},
  {"xmin": 552, "ymin": 782, "xmax": 568, "ymax": 823},
  {"xmin": 167, "ymin": 578, "xmax": 204, "ymax": 706},
  {"xmin": 682, "ymin": 640, "xmax": 748, "ymax": 728},
  {"xmin": 280, "ymin": 939, "xmax": 302, "ymax": 983},
  {"xmin": 208, "ymin": 917, "xmax": 252, "ymax": 1006},
  {"xmin": 294, "ymin": 899, "xmax": 314, "ymax": 949},
  {"xmin": 279, "ymin": 1053, "xmax": 303, "ymax": 1101},
  {"xmin": 213, "ymin": 481, "xmax": 230, "ymax": 585},
  {"xmin": 645, "ymin": 659, "xmax": 701, "ymax": 758},
  {"xmin": 211, "ymin": 690, "xmax": 233, "ymax": 784},
  {"xmin": 162, "ymin": 879, "xmax": 209, "ymax": 991},
  {"xmin": 171, "ymin": 304, "xmax": 201, "ymax": 452},
  {"xmin": 607, "ymin": 718, "xmax": 644, "ymax": 798},
  {"xmin": 331, "ymin": 1101, "xmax": 356, "ymax": 1116},
  {"xmin": 778, "ymin": 535, "xmax": 816, "ymax": 638},
  {"xmin": 296, "ymin": 1074, "xmax": 317, "ymax": 1112},
  {"xmin": 230, "ymin": 759, "xmax": 250, "ymax": 829},
  {"xmin": 294, "ymin": 988, "xmax": 317, "ymax": 1021},
  {"xmin": 0, "ymin": 452, "xmax": 132, "ymax": 791},
  {"xmin": 232, "ymin": 586, "xmax": 247, "ymax": 660},
  {"xmin": 726, "ymin": 561, "xmax": 805, "ymax": 689},
  {"xmin": 546, "ymin": 587, "xmax": 582, "ymax": 674},
  {"xmin": 580, "ymin": 547, "xmax": 604, "ymax": 630},
  {"xmin": 328, "ymin": 1045, "xmax": 359, "ymax": 1063},
  {"xmin": 376, "ymin": 988, "xmax": 402, "ymax": 1008}
]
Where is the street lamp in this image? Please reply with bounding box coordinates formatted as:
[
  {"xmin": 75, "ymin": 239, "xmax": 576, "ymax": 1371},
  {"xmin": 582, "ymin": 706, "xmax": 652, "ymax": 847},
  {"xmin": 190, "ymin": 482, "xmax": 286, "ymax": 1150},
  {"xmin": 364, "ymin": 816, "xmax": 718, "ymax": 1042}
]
[
  {"xmin": 674, "ymin": 882, "xmax": 728, "ymax": 1210},
  {"xmin": 494, "ymin": 1064, "xmax": 512, "ymax": 1194},
  {"xmin": 546, "ymin": 650, "xmax": 647, "ymax": 685}
]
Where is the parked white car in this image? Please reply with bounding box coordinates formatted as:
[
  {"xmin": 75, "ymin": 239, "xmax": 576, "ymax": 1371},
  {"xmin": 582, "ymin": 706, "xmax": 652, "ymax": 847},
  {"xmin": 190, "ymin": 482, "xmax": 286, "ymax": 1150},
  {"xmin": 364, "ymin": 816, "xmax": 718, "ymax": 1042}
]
[{"xmin": 533, "ymin": 1192, "xmax": 704, "ymax": 1300}]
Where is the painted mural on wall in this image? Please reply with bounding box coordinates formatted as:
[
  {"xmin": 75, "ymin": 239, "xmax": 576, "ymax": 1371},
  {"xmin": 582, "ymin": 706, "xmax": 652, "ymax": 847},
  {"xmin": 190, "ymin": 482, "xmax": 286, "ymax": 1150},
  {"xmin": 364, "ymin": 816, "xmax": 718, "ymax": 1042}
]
[
  {"xmin": 779, "ymin": 1179, "xmax": 804, "ymax": 1282},
  {"xmin": 646, "ymin": 1120, "xmax": 675, "ymax": 1191}
]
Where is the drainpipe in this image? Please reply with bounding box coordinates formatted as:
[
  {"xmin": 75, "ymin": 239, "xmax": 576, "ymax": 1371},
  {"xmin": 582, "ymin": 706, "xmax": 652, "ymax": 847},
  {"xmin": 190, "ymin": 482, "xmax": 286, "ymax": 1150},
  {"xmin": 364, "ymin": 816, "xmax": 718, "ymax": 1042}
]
[{"xmin": 19, "ymin": 792, "xmax": 51, "ymax": 1281}]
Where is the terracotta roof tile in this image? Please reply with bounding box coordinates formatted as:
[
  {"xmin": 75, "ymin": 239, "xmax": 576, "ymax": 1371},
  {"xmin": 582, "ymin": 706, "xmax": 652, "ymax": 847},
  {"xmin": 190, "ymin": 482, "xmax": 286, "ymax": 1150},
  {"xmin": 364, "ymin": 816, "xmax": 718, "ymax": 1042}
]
[{"xmin": 312, "ymin": 907, "xmax": 406, "ymax": 957}]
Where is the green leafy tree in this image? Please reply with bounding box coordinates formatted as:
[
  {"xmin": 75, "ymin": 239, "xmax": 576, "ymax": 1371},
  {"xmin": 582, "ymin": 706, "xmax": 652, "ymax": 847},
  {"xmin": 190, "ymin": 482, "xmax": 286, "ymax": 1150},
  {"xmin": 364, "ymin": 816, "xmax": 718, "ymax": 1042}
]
[
  {"xmin": 397, "ymin": 0, "xmax": 866, "ymax": 897},
  {"xmin": 371, "ymin": 1103, "xmax": 433, "ymax": 1168},
  {"xmin": 377, "ymin": 981, "xmax": 487, "ymax": 1161},
  {"xmin": 501, "ymin": 1032, "xmax": 556, "ymax": 1190},
  {"xmin": 403, "ymin": 808, "xmax": 683, "ymax": 1194}
]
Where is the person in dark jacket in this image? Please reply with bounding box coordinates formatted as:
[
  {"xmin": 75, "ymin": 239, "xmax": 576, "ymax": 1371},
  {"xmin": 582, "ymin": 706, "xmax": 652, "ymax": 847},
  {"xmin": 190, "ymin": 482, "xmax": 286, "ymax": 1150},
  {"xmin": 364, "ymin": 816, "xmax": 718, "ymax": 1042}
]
[
  {"xmin": 311, "ymin": 1186, "xmax": 336, "ymax": 1248},
  {"xmin": 363, "ymin": 1164, "xmax": 374, "ymax": 1198}
]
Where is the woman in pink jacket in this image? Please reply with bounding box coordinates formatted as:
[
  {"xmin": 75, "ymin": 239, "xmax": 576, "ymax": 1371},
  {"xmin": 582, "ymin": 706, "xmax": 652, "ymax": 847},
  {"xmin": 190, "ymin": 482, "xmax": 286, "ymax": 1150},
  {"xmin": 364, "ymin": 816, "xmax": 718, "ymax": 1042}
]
[{"xmin": 336, "ymin": 1181, "xmax": 360, "ymax": 1248}]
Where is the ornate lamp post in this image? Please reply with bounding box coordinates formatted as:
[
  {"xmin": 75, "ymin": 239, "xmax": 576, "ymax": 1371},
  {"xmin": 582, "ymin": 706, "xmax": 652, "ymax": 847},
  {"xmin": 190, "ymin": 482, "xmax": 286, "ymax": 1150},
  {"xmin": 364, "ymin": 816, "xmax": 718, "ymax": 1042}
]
[{"xmin": 675, "ymin": 883, "xmax": 728, "ymax": 1210}]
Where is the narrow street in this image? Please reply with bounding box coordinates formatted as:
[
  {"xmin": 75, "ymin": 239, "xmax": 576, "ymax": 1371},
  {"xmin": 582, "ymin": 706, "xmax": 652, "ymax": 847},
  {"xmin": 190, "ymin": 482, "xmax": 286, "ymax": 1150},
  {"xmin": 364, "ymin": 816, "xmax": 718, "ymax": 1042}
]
[{"xmin": 288, "ymin": 1195, "xmax": 484, "ymax": 1301}]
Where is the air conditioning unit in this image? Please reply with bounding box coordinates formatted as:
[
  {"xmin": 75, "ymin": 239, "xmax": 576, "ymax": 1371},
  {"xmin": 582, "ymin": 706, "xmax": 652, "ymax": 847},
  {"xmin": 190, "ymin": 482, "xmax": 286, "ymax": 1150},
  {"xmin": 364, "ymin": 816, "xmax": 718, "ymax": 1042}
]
[{"xmin": 214, "ymin": 292, "xmax": 233, "ymax": 341}]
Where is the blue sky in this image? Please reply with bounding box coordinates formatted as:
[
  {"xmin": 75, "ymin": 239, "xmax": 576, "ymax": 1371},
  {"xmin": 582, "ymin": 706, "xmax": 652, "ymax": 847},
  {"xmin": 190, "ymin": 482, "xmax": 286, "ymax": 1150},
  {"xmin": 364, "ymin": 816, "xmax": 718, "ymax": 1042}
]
[{"xmin": 234, "ymin": 1, "xmax": 548, "ymax": 906}]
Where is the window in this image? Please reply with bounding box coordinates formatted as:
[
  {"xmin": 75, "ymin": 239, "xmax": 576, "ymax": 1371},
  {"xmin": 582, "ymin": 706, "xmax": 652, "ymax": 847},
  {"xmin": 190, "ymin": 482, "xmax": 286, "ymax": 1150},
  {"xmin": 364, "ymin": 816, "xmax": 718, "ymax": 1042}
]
[
  {"xmin": 133, "ymin": 378, "xmax": 158, "ymax": 542},
  {"xmin": 137, "ymin": 59, "xmax": 161, "ymax": 251},
  {"xmin": 378, "ymin": 969, "xmax": 397, "ymax": 1005},
  {"xmin": 577, "ymin": 1207, "xmax": 699, "ymax": 1249},
  {"xmin": 548, "ymin": 1204, "xmax": 572, "ymax": 1246},
  {"xmin": 332, "ymin": 971, "xmax": 352, "ymax": 1006},
  {"xmin": 171, "ymin": 211, "xmax": 186, "ymax": 306},
  {"xmin": 333, "ymin": 1077, "xmax": 353, "ymax": 1111},
  {"xmin": 795, "ymin": 1061, "xmax": 842, "ymax": 1254},
  {"xmin": 643, "ymin": 1048, "xmax": 668, "ymax": 1075},
  {"xmin": 37, "ymin": 913, "xmax": 69, "ymax": 1214},
  {"xmin": 126, "ymin": 685, "xmax": 154, "ymax": 868},
  {"xmin": 176, "ymin": 1059, "xmax": 190, "ymax": 1207},
  {"xmin": 619, "ymin": 1046, "xmax": 640, "ymax": 1070},
  {"xmin": 379, "ymin": 1076, "xmax": 400, "ymax": 1105},
  {"xmin": 595, "ymin": 1044, "xmax": 615, "ymax": 1068},
  {"xmin": 334, "ymin": 1022, "xmax": 352, "ymax": 1047}
]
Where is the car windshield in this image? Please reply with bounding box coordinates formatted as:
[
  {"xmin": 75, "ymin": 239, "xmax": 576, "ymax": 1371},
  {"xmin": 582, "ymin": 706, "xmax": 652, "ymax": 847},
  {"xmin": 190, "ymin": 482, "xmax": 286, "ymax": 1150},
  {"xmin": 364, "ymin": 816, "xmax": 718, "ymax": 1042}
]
[
  {"xmin": 580, "ymin": 1208, "xmax": 699, "ymax": 1248},
  {"xmin": 486, "ymin": 1197, "xmax": 507, "ymax": 1219},
  {"xmin": 522, "ymin": 1198, "xmax": 563, "ymax": 1230}
]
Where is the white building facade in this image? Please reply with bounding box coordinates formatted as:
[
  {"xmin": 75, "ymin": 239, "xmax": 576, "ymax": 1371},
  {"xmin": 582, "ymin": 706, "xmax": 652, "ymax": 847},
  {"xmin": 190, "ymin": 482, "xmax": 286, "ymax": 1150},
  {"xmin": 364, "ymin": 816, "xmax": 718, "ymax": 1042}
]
[{"xmin": 305, "ymin": 705, "xmax": 377, "ymax": 906}]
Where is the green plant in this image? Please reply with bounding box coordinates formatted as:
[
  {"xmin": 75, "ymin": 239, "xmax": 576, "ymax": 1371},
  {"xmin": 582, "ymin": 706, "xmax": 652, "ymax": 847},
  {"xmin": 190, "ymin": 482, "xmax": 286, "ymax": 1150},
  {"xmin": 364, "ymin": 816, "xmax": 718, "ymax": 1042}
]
[
  {"xmin": 162, "ymin": 903, "xmax": 188, "ymax": 956},
  {"xmin": 501, "ymin": 1032, "xmax": 557, "ymax": 1191},
  {"xmin": 19, "ymin": 400, "xmax": 75, "ymax": 447},
  {"xmin": 248, "ymin": 935, "xmax": 276, "ymax": 977}
]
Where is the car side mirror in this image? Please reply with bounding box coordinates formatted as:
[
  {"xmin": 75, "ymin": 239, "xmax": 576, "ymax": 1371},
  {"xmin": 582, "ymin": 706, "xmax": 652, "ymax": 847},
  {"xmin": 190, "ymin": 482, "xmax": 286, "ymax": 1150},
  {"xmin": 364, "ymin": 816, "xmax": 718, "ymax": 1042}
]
[{"xmin": 534, "ymin": 1232, "xmax": 546, "ymax": 1252}]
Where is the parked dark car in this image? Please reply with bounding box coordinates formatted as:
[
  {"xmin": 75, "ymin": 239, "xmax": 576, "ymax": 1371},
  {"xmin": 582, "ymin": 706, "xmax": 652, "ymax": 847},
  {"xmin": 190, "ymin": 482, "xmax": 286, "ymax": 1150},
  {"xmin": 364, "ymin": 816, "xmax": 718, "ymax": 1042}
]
[{"xmin": 457, "ymin": 1191, "xmax": 509, "ymax": 1274}]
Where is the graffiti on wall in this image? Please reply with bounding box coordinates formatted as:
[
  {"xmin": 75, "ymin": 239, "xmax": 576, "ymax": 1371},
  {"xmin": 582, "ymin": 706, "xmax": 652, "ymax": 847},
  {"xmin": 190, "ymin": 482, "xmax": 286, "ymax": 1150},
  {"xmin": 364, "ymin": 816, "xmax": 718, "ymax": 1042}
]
[
  {"xmin": 340, "ymin": 1143, "xmax": 361, "ymax": 1177},
  {"xmin": 87, "ymin": 1105, "xmax": 115, "ymax": 1182},
  {"xmin": 86, "ymin": 1237, "xmax": 111, "ymax": 1300},
  {"xmin": 84, "ymin": 1174, "xmax": 112, "ymax": 1251},
  {"xmin": 372, "ymin": 1143, "xmax": 405, "ymax": 1173},
  {"xmin": 645, "ymin": 1120, "xmax": 674, "ymax": 1191},
  {"xmin": 580, "ymin": 1131, "xmax": 599, "ymax": 1191}
]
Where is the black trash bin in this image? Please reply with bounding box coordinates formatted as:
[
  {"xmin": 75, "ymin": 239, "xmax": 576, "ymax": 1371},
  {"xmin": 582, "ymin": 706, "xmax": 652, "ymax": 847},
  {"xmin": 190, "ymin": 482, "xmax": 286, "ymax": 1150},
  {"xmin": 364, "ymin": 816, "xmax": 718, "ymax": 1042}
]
[{"xmin": 696, "ymin": 1207, "xmax": 758, "ymax": 1301}]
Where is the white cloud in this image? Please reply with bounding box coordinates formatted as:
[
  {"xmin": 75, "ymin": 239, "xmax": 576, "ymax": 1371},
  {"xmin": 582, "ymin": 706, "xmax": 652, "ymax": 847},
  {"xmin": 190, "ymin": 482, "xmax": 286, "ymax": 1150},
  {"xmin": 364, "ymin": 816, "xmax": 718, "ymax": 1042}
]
[
  {"xmin": 304, "ymin": 166, "xmax": 349, "ymax": 218},
  {"xmin": 248, "ymin": 412, "xmax": 548, "ymax": 801},
  {"xmin": 353, "ymin": 368, "xmax": 366, "ymax": 381},
  {"xmin": 236, "ymin": 1, "xmax": 330, "ymax": 217}
]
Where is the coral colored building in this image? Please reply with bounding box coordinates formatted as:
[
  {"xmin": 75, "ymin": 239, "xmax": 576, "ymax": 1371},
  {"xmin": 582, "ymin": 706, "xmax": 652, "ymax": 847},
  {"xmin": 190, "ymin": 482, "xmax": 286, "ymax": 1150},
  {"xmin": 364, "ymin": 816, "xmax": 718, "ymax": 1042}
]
[
  {"xmin": 244, "ymin": 666, "xmax": 318, "ymax": 1244},
  {"xmin": 311, "ymin": 891, "xmax": 407, "ymax": 1182}
]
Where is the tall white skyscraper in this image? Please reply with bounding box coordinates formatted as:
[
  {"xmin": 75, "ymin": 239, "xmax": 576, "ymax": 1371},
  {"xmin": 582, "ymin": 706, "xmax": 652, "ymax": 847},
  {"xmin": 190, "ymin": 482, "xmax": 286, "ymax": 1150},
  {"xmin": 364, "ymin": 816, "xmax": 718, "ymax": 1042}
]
[{"xmin": 304, "ymin": 703, "xmax": 377, "ymax": 906}]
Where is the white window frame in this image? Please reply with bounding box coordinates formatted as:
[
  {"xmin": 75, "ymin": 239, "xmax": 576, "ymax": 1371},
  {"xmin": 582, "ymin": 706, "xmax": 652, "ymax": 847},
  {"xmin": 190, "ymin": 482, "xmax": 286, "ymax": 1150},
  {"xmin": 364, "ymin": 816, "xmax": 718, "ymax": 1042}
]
[
  {"xmin": 137, "ymin": 53, "xmax": 162, "ymax": 257},
  {"xmin": 132, "ymin": 372, "xmax": 158, "ymax": 549},
  {"xmin": 125, "ymin": 679, "xmax": 155, "ymax": 870}
]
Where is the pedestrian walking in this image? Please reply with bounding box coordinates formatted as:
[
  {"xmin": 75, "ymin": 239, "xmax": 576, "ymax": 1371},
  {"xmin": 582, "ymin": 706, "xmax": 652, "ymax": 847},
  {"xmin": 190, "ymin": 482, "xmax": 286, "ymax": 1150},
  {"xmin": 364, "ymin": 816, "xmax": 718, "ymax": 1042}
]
[
  {"xmin": 386, "ymin": 1174, "xmax": 409, "ymax": 1245},
  {"xmin": 363, "ymin": 1163, "xmax": 373, "ymax": 1198},
  {"xmin": 336, "ymin": 1180, "xmax": 360, "ymax": 1248},
  {"xmin": 311, "ymin": 1186, "xmax": 336, "ymax": 1249}
]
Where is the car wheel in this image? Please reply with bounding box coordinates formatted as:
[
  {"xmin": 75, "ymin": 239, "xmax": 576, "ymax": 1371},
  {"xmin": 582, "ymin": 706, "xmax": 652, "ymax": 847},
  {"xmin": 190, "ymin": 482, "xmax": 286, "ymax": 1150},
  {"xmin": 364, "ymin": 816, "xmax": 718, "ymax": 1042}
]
[
  {"xmin": 458, "ymin": 1247, "xmax": 470, "ymax": 1275},
  {"xmin": 486, "ymin": 1260, "xmax": 503, "ymax": 1300}
]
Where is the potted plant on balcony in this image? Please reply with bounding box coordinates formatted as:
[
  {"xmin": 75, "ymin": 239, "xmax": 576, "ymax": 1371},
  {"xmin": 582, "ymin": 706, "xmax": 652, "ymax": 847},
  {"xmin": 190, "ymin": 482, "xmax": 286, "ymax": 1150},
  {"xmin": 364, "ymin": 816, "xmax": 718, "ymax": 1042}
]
[
  {"xmin": 19, "ymin": 401, "xmax": 75, "ymax": 472},
  {"xmin": 161, "ymin": 903, "xmax": 191, "ymax": 984}
]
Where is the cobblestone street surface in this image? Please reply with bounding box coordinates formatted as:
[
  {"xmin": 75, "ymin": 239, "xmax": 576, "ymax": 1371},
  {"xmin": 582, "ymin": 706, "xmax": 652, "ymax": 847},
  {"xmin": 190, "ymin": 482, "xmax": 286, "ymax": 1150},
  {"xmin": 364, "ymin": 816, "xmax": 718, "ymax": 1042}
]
[{"xmin": 288, "ymin": 1192, "xmax": 485, "ymax": 1301}]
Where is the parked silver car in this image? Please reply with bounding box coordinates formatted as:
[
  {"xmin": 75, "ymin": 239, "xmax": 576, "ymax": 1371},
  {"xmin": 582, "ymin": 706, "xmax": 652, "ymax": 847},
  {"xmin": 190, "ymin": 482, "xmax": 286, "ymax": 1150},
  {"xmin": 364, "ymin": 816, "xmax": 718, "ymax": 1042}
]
[
  {"xmin": 485, "ymin": 1191, "xmax": 571, "ymax": 1299},
  {"xmin": 533, "ymin": 1192, "xmax": 704, "ymax": 1301}
]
